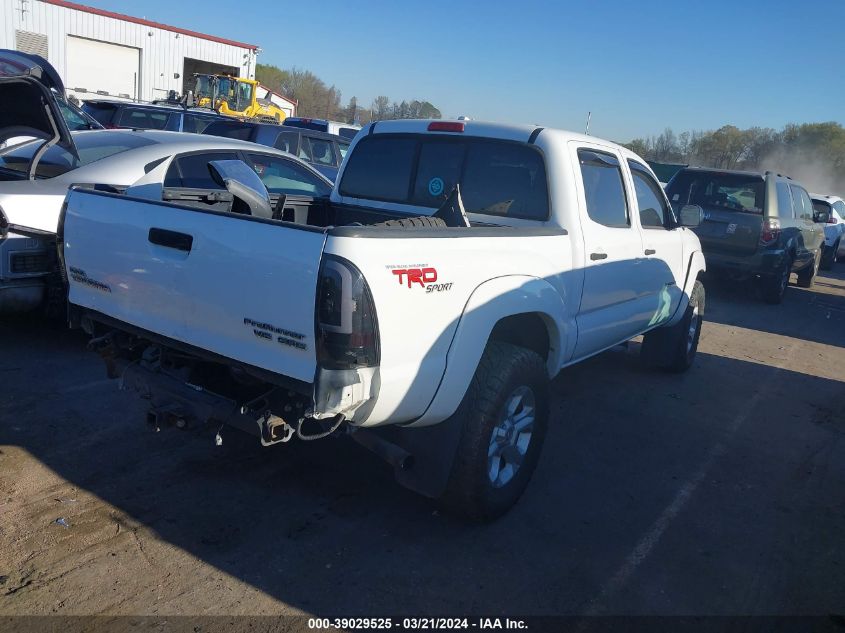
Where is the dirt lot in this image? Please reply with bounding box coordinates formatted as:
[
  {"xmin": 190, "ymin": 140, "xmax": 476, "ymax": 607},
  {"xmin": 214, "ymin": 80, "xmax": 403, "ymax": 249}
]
[{"xmin": 1, "ymin": 270, "xmax": 843, "ymax": 617}]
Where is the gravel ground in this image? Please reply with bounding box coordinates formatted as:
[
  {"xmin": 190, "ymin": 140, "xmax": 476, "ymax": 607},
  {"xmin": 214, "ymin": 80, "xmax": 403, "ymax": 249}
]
[{"xmin": 1, "ymin": 269, "xmax": 843, "ymax": 617}]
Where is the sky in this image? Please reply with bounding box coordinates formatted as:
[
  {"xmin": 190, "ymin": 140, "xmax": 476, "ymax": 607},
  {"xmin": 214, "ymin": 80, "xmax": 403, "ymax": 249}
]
[{"xmin": 99, "ymin": 0, "xmax": 845, "ymax": 142}]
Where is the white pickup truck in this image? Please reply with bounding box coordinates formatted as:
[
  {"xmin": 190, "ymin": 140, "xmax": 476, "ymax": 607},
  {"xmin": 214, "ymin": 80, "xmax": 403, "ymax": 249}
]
[{"xmin": 61, "ymin": 118, "xmax": 707, "ymax": 519}]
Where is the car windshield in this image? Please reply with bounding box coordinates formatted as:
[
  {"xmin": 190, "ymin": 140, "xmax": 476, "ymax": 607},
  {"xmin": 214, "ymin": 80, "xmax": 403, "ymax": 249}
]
[
  {"xmin": 0, "ymin": 131, "xmax": 156, "ymax": 179},
  {"xmin": 666, "ymin": 171, "xmax": 765, "ymax": 214}
]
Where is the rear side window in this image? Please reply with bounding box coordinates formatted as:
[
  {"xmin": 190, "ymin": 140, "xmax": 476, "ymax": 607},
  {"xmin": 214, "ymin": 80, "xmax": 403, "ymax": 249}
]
[
  {"xmin": 629, "ymin": 160, "xmax": 671, "ymax": 228},
  {"xmin": 203, "ymin": 121, "xmax": 255, "ymax": 141},
  {"xmin": 776, "ymin": 182, "xmax": 794, "ymax": 218},
  {"xmin": 81, "ymin": 103, "xmax": 117, "ymax": 125},
  {"xmin": 812, "ymin": 199, "xmax": 832, "ymax": 216},
  {"xmin": 246, "ymin": 153, "xmax": 331, "ymax": 197},
  {"xmin": 307, "ymin": 136, "xmax": 336, "ymax": 166},
  {"xmin": 164, "ymin": 151, "xmax": 239, "ymax": 189},
  {"xmin": 578, "ymin": 150, "xmax": 628, "ymax": 227},
  {"xmin": 118, "ymin": 108, "xmax": 170, "ymax": 130},
  {"xmin": 182, "ymin": 114, "xmax": 218, "ymax": 134},
  {"xmin": 790, "ymin": 185, "xmax": 812, "ymax": 220},
  {"xmin": 274, "ymin": 131, "xmax": 300, "ymax": 154},
  {"xmin": 339, "ymin": 135, "xmax": 549, "ymax": 220}
]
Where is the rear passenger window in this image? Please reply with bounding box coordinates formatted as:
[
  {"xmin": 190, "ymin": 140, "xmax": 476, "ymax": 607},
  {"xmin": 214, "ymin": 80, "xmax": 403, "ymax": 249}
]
[
  {"xmin": 246, "ymin": 153, "xmax": 331, "ymax": 197},
  {"xmin": 578, "ymin": 150, "xmax": 628, "ymax": 227},
  {"xmin": 164, "ymin": 152, "xmax": 239, "ymax": 189},
  {"xmin": 629, "ymin": 160, "xmax": 671, "ymax": 228},
  {"xmin": 308, "ymin": 137, "xmax": 336, "ymax": 166},
  {"xmin": 776, "ymin": 182, "xmax": 794, "ymax": 218},
  {"xmin": 790, "ymin": 185, "xmax": 812, "ymax": 220}
]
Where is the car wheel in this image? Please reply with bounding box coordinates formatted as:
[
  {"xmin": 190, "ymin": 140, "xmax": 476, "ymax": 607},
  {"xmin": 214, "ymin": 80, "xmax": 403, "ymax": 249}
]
[
  {"xmin": 641, "ymin": 279, "xmax": 705, "ymax": 373},
  {"xmin": 439, "ymin": 341, "xmax": 549, "ymax": 521},
  {"xmin": 796, "ymin": 252, "xmax": 820, "ymax": 288},
  {"xmin": 760, "ymin": 255, "xmax": 792, "ymax": 304},
  {"xmin": 820, "ymin": 243, "xmax": 837, "ymax": 271}
]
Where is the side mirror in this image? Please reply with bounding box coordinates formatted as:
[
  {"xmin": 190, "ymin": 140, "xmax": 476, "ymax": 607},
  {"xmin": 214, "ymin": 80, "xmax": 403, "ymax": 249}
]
[
  {"xmin": 679, "ymin": 204, "xmax": 704, "ymax": 228},
  {"xmin": 814, "ymin": 211, "xmax": 830, "ymax": 224},
  {"xmin": 208, "ymin": 160, "xmax": 272, "ymax": 219}
]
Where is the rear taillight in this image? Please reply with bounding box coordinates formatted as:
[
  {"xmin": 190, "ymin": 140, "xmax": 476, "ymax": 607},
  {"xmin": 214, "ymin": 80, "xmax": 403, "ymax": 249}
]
[
  {"xmin": 316, "ymin": 256, "xmax": 379, "ymax": 370},
  {"xmin": 760, "ymin": 218, "xmax": 781, "ymax": 245}
]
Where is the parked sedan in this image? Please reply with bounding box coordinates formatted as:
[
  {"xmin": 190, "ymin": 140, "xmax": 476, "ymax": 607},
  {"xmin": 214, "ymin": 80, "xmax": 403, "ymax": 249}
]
[
  {"xmin": 202, "ymin": 119, "xmax": 350, "ymax": 181},
  {"xmin": 810, "ymin": 193, "xmax": 845, "ymax": 269}
]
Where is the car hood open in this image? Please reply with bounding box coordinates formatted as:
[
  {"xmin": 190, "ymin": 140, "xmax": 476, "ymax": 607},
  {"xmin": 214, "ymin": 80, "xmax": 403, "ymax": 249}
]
[{"xmin": 0, "ymin": 49, "xmax": 76, "ymax": 179}]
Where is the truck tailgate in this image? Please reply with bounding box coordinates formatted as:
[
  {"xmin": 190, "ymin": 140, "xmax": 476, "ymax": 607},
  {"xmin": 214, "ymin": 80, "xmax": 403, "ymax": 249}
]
[{"xmin": 62, "ymin": 189, "xmax": 326, "ymax": 383}]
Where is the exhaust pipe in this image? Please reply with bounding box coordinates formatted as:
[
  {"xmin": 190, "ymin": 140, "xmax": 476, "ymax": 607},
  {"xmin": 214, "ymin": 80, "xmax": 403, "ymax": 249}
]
[{"xmin": 351, "ymin": 429, "xmax": 415, "ymax": 472}]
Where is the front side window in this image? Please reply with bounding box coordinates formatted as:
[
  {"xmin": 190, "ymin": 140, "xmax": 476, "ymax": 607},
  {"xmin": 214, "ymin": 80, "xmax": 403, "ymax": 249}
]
[
  {"xmin": 245, "ymin": 153, "xmax": 331, "ymax": 197},
  {"xmin": 629, "ymin": 160, "xmax": 671, "ymax": 228},
  {"xmin": 812, "ymin": 199, "xmax": 832, "ymax": 216},
  {"xmin": 578, "ymin": 149, "xmax": 628, "ymax": 228},
  {"xmin": 164, "ymin": 151, "xmax": 239, "ymax": 189},
  {"xmin": 834, "ymin": 201, "xmax": 845, "ymax": 217},
  {"xmin": 337, "ymin": 140, "xmax": 350, "ymax": 160},
  {"xmin": 202, "ymin": 121, "xmax": 255, "ymax": 141},
  {"xmin": 182, "ymin": 114, "xmax": 218, "ymax": 134},
  {"xmin": 339, "ymin": 135, "xmax": 549, "ymax": 220}
]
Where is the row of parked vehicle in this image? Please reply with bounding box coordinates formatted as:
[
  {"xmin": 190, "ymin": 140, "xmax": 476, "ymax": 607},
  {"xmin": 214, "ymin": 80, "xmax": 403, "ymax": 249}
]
[{"xmin": 0, "ymin": 50, "xmax": 835, "ymax": 520}]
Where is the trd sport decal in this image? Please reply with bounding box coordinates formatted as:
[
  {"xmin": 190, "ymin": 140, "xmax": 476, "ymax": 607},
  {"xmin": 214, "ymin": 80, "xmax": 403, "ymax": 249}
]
[{"xmin": 387, "ymin": 264, "xmax": 453, "ymax": 293}]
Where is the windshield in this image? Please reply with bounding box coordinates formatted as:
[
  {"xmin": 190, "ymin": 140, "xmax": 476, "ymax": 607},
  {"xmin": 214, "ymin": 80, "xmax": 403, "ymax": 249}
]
[
  {"xmin": 0, "ymin": 131, "xmax": 156, "ymax": 179},
  {"xmin": 666, "ymin": 171, "xmax": 765, "ymax": 214},
  {"xmin": 195, "ymin": 75, "xmax": 211, "ymax": 98}
]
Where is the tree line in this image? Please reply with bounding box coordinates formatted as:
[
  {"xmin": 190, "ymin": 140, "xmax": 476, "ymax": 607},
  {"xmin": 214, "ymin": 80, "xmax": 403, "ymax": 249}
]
[
  {"xmin": 256, "ymin": 63, "xmax": 441, "ymax": 124},
  {"xmin": 625, "ymin": 122, "xmax": 845, "ymax": 193}
]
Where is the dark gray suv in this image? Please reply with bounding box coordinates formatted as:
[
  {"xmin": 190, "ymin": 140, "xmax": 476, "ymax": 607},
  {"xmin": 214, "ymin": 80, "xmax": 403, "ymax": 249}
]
[{"xmin": 666, "ymin": 168, "xmax": 826, "ymax": 303}]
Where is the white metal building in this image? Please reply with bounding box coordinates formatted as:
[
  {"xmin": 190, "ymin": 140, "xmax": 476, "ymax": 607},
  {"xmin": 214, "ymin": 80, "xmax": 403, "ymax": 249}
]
[{"xmin": 1, "ymin": 0, "xmax": 259, "ymax": 103}]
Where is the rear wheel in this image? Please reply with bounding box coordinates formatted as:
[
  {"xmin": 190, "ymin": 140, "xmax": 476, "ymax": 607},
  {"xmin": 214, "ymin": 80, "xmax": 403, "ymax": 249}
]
[
  {"xmin": 641, "ymin": 279, "xmax": 705, "ymax": 373},
  {"xmin": 796, "ymin": 252, "xmax": 819, "ymax": 288},
  {"xmin": 760, "ymin": 255, "xmax": 792, "ymax": 304},
  {"xmin": 439, "ymin": 342, "xmax": 549, "ymax": 521}
]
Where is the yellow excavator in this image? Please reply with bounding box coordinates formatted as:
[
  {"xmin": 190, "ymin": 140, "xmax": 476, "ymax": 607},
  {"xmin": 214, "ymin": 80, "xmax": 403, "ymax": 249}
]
[{"xmin": 193, "ymin": 74, "xmax": 286, "ymax": 123}]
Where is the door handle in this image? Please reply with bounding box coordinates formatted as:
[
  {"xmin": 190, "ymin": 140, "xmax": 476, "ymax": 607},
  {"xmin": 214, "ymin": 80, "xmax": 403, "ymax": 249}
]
[
  {"xmin": 644, "ymin": 248, "xmax": 656, "ymax": 255},
  {"xmin": 590, "ymin": 252, "xmax": 608, "ymax": 261},
  {"xmin": 148, "ymin": 228, "xmax": 193, "ymax": 252}
]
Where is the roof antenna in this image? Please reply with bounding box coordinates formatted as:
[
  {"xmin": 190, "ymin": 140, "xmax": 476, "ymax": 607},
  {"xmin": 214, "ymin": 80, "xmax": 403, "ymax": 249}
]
[{"xmin": 585, "ymin": 111, "xmax": 592, "ymax": 136}]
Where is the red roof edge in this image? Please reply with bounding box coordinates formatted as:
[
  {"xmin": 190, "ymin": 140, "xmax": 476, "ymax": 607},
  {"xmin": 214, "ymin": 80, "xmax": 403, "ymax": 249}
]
[{"xmin": 44, "ymin": 0, "xmax": 259, "ymax": 50}]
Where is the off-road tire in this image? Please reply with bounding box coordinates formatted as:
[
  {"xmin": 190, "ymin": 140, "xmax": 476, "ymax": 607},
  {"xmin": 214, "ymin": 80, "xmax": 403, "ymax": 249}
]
[
  {"xmin": 641, "ymin": 279, "xmax": 705, "ymax": 373},
  {"xmin": 796, "ymin": 253, "xmax": 819, "ymax": 288},
  {"xmin": 760, "ymin": 255, "xmax": 792, "ymax": 304},
  {"xmin": 439, "ymin": 342, "xmax": 549, "ymax": 522},
  {"xmin": 373, "ymin": 216, "xmax": 448, "ymax": 229},
  {"xmin": 820, "ymin": 242, "xmax": 838, "ymax": 270}
]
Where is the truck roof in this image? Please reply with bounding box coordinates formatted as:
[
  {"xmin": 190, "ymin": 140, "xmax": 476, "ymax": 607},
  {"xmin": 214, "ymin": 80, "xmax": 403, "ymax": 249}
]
[{"xmin": 366, "ymin": 118, "xmax": 625, "ymax": 150}]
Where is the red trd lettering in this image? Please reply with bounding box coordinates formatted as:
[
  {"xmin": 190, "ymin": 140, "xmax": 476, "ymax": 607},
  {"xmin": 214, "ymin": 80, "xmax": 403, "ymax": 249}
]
[
  {"xmin": 407, "ymin": 269, "xmax": 424, "ymax": 287},
  {"xmin": 392, "ymin": 267, "xmax": 439, "ymax": 288},
  {"xmin": 392, "ymin": 269, "xmax": 408, "ymax": 286}
]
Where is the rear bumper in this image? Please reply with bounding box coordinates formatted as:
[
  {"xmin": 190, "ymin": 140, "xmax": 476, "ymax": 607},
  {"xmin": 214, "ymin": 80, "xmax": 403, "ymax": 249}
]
[
  {"xmin": 0, "ymin": 231, "xmax": 53, "ymax": 313},
  {"xmin": 704, "ymin": 248, "xmax": 788, "ymax": 278}
]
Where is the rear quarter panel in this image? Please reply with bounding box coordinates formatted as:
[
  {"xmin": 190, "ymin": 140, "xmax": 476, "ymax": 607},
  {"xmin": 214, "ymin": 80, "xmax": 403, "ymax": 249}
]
[{"xmin": 326, "ymin": 231, "xmax": 574, "ymax": 426}]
